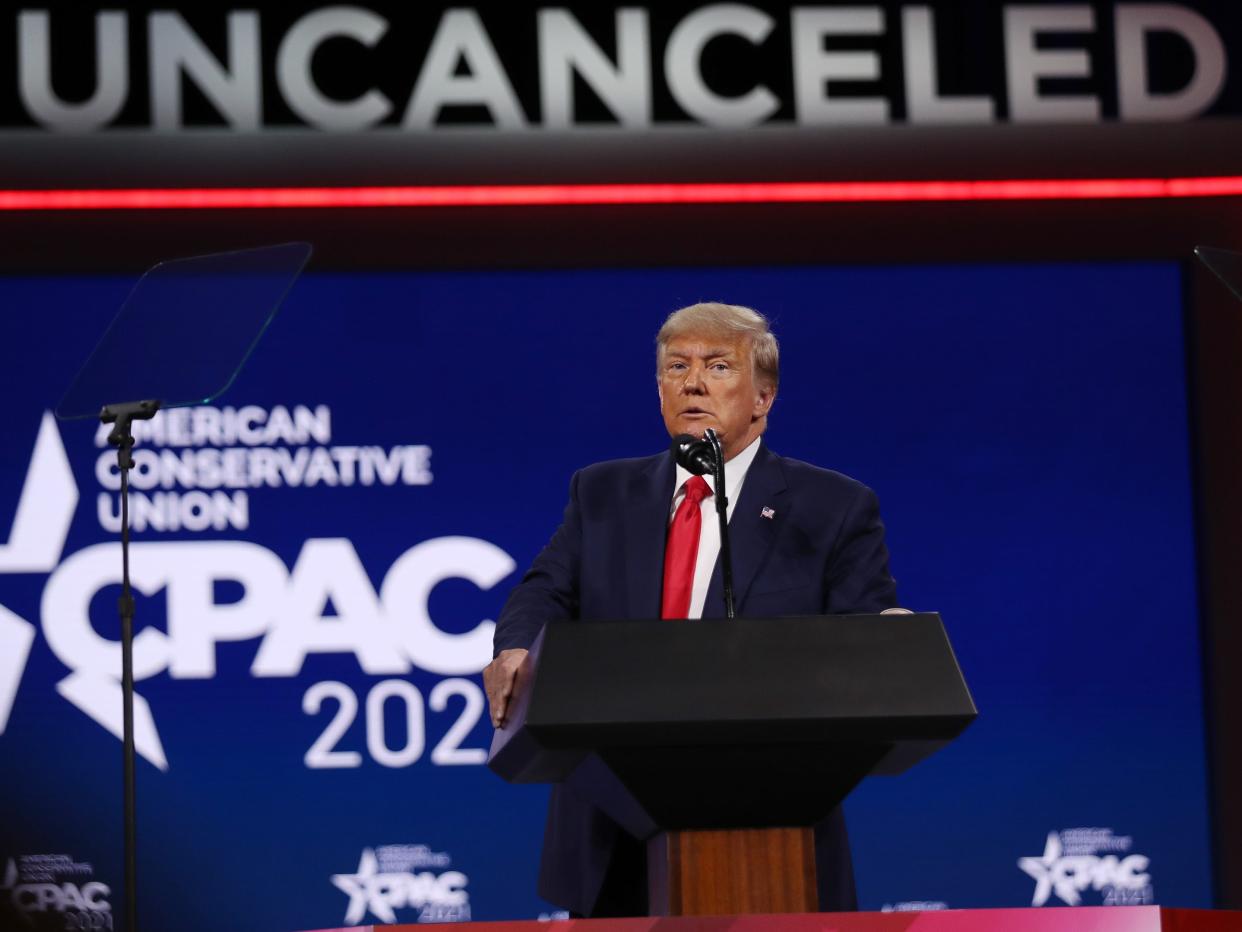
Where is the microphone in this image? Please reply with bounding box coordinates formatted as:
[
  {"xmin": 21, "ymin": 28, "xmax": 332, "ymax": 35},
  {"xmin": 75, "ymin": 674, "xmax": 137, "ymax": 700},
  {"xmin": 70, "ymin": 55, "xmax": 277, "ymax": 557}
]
[
  {"xmin": 704, "ymin": 429, "xmax": 735, "ymax": 620},
  {"xmin": 670, "ymin": 434, "xmax": 716, "ymax": 476},
  {"xmin": 668, "ymin": 431, "xmax": 736, "ymax": 619}
]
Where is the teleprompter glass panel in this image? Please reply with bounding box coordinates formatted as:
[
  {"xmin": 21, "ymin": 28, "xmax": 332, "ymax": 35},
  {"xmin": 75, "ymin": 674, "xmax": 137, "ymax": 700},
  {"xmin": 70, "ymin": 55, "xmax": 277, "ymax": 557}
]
[
  {"xmin": 1195, "ymin": 245, "xmax": 1242, "ymax": 305},
  {"xmin": 57, "ymin": 242, "xmax": 311, "ymax": 420}
]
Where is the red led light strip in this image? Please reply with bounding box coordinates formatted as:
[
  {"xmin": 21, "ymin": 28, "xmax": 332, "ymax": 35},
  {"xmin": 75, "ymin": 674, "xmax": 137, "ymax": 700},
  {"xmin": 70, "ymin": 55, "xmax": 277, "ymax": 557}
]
[{"xmin": 1, "ymin": 177, "xmax": 1241, "ymax": 210}]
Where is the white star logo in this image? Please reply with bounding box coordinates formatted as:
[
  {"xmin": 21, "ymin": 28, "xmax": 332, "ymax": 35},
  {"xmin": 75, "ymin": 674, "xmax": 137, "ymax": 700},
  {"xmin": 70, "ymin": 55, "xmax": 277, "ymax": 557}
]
[
  {"xmin": 0, "ymin": 412, "xmax": 77, "ymax": 573},
  {"xmin": 0, "ymin": 412, "xmax": 77, "ymax": 736},
  {"xmin": 0, "ymin": 412, "xmax": 168, "ymax": 768},
  {"xmin": 1018, "ymin": 832, "xmax": 1063, "ymax": 906},
  {"xmin": 331, "ymin": 848, "xmax": 403, "ymax": 925}
]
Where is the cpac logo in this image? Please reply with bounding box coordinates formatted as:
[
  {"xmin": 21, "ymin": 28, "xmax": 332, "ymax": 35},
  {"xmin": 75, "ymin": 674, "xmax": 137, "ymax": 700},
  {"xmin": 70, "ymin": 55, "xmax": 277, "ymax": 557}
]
[
  {"xmin": 332, "ymin": 847, "xmax": 469, "ymax": 925},
  {"xmin": 1, "ymin": 856, "xmax": 112, "ymax": 918},
  {"xmin": 1018, "ymin": 830, "xmax": 1152, "ymax": 907},
  {"xmin": 0, "ymin": 414, "xmax": 513, "ymax": 770}
]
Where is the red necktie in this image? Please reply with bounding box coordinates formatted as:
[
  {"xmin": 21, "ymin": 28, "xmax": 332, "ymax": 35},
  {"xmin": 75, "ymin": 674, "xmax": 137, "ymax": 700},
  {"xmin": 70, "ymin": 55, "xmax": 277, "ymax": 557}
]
[{"xmin": 661, "ymin": 475, "xmax": 712, "ymax": 619}]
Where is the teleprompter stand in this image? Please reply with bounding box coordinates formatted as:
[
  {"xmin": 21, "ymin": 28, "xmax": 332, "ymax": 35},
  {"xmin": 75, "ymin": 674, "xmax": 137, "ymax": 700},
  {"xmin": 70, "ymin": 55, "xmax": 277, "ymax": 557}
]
[
  {"xmin": 100, "ymin": 399, "xmax": 160, "ymax": 932},
  {"xmin": 55, "ymin": 243, "xmax": 312, "ymax": 932},
  {"xmin": 489, "ymin": 613, "xmax": 977, "ymax": 916}
]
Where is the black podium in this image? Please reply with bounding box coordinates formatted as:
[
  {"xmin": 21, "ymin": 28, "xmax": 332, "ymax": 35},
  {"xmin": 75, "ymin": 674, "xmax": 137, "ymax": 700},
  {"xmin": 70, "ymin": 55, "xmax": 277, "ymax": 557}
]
[{"xmin": 488, "ymin": 613, "xmax": 976, "ymax": 916}]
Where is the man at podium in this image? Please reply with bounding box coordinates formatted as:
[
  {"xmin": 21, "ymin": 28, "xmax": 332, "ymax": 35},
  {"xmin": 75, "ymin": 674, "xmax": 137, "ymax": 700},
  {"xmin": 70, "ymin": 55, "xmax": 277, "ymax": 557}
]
[{"xmin": 485, "ymin": 301, "xmax": 899, "ymax": 917}]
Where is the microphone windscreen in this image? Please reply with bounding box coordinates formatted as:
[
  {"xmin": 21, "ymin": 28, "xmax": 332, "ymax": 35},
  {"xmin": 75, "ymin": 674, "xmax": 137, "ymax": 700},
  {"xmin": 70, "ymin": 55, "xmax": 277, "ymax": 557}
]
[{"xmin": 670, "ymin": 434, "xmax": 716, "ymax": 475}]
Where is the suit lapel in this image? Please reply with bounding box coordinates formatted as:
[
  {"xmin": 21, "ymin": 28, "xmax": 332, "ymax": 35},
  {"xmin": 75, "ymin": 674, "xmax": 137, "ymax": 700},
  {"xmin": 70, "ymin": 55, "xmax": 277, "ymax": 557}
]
[
  {"xmin": 623, "ymin": 452, "xmax": 676, "ymax": 619},
  {"xmin": 703, "ymin": 442, "xmax": 787, "ymax": 618}
]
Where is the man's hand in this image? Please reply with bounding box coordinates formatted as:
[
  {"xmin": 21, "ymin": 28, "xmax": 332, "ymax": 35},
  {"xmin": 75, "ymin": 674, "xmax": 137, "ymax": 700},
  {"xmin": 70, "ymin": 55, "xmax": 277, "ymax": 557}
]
[{"xmin": 483, "ymin": 648, "xmax": 529, "ymax": 729}]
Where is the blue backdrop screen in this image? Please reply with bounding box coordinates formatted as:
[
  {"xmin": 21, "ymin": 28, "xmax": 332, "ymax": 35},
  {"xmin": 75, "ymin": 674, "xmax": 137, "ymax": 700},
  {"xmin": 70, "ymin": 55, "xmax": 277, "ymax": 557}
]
[{"xmin": 0, "ymin": 262, "xmax": 1210, "ymax": 929}]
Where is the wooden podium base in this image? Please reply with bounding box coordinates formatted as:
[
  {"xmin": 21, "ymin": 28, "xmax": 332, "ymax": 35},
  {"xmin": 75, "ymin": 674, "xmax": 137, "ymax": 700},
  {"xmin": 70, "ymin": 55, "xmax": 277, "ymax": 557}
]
[{"xmin": 646, "ymin": 826, "xmax": 818, "ymax": 916}]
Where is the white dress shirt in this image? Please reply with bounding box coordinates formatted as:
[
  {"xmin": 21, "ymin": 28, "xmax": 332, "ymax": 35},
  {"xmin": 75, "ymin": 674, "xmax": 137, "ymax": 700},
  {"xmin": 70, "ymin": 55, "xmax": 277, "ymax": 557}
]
[{"xmin": 667, "ymin": 435, "xmax": 761, "ymax": 619}]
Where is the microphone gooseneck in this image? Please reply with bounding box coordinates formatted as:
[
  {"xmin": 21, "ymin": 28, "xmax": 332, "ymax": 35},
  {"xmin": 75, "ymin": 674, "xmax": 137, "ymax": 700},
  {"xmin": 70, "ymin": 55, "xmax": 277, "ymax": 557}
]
[{"xmin": 703, "ymin": 429, "xmax": 736, "ymax": 620}]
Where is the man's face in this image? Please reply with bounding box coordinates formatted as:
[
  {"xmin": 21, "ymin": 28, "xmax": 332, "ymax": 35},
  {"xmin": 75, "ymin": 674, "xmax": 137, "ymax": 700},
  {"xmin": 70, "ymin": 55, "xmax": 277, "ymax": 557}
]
[{"xmin": 658, "ymin": 330, "xmax": 775, "ymax": 462}]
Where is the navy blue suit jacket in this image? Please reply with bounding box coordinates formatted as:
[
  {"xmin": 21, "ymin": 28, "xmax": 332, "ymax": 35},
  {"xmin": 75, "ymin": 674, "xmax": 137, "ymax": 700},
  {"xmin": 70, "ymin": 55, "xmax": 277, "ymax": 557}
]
[{"xmin": 494, "ymin": 441, "xmax": 898, "ymax": 915}]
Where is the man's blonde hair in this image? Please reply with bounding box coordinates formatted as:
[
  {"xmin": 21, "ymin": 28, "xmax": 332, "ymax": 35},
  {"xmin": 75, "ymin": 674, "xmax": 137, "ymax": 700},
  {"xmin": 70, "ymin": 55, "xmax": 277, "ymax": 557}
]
[{"xmin": 656, "ymin": 302, "xmax": 779, "ymax": 390}]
